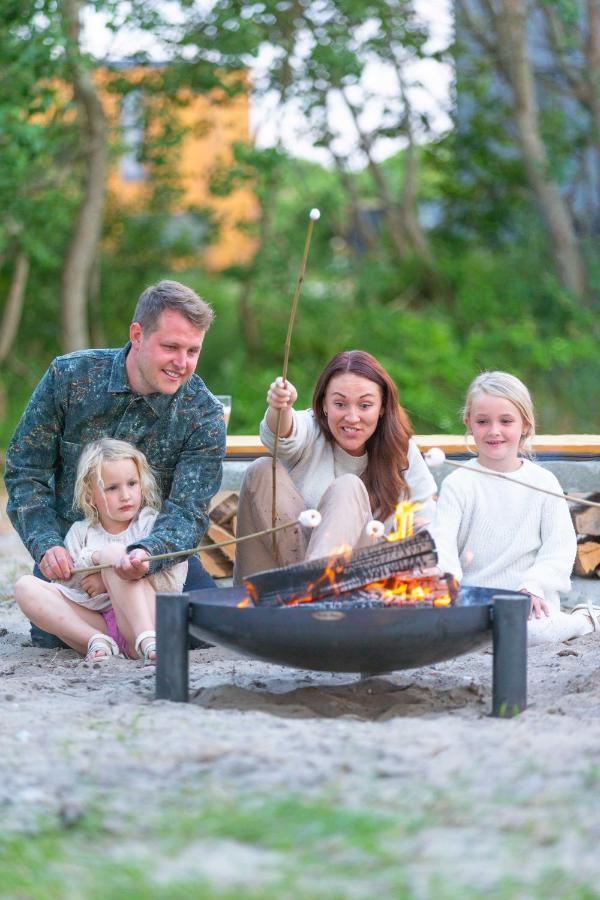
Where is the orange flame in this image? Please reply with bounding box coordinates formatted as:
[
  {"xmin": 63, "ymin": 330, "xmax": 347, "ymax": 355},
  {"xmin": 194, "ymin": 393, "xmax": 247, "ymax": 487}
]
[
  {"xmin": 386, "ymin": 500, "xmax": 423, "ymax": 542},
  {"xmin": 285, "ymin": 544, "xmax": 353, "ymax": 606},
  {"xmin": 362, "ymin": 572, "xmax": 455, "ymax": 607}
]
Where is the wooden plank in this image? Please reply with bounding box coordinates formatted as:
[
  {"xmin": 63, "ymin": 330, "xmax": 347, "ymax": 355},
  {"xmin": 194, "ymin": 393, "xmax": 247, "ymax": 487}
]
[{"xmin": 227, "ymin": 434, "xmax": 600, "ymax": 457}]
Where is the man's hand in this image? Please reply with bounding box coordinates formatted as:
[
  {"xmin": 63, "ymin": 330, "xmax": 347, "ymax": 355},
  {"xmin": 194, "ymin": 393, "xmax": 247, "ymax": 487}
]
[
  {"xmin": 80, "ymin": 573, "xmax": 105, "ymax": 598},
  {"xmin": 112, "ymin": 548, "xmax": 150, "ymax": 581},
  {"xmin": 40, "ymin": 545, "xmax": 73, "ymax": 581}
]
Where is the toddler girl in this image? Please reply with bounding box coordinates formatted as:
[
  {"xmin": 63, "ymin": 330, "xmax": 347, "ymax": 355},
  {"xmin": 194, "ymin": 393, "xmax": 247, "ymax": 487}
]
[
  {"xmin": 14, "ymin": 438, "xmax": 187, "ymax": 662},
  {"xmin": 431, "ymin": 371, "xmax": 598, "ymax": 645}
]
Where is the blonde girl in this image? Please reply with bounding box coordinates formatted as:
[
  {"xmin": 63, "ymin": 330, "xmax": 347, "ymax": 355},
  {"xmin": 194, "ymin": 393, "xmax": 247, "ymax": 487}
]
[
  {"xmin": 431, "ymin": 371, "xmax": 598, "ymax": 645},
  {"xmin": 14, "ymin": 438, "xmax": 187, "ymax": 662}
]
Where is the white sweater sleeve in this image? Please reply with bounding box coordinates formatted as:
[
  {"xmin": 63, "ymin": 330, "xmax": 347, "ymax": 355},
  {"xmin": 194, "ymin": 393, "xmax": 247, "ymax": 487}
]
[
  {"xmin": 259, "ymin": 408, "xmax": 315, "ymax": 467},
  {"xmin": 429, "ymin": 478, "xmax": 465, "ymax": 580},
  {"xmin": 517, "ymin": 492, "xmax": 576, "ymax": 600}
]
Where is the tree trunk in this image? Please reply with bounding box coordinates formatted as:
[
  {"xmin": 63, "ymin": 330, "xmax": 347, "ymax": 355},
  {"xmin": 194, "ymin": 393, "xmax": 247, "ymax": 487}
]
[
  {"xmin": 498, "ymin": 0, "xmax": 588, "ymax": 300},
  {"xmin": 60, "ymin": 0, "xmax": 108, "ymax": 352},
  {"xmin": 586, "ymin": 0, "xmax": 600, "ymax": 154},
  {"xmin": 340, "ymin": 89, "xmax": 409, "ymax": 258},
  {"xmin": 0, "ymin": 251, "xmax": 29, "ymax": 363}
]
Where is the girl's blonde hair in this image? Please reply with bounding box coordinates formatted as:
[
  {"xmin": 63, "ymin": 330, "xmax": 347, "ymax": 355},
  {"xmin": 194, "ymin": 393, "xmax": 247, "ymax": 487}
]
[
  {"xmin": 462, "ymin": 371, "xmax": 536, "ymax": 454},
  {"xmin": 73, "ymin": 438, "xmax": 161, "ymax": 525}
]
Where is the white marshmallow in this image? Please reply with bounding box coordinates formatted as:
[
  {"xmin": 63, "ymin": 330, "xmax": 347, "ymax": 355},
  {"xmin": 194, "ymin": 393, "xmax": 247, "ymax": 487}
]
[
  {"xmin": 424, "ymin": 447, "xmax": 446, "ymax": 468},
  {"xmin": 365, "ymin": 520, "xmax": 385, "ymax": 538},
  {"xmin": 298, "ymin": 509, "xmax": 322, "ymax": 528}
]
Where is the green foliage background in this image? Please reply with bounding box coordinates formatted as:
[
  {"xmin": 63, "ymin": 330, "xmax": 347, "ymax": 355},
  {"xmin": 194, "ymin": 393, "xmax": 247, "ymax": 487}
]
[{"xmin": 0, "ymin": 0, "xmax": 598, "ymax": 448}]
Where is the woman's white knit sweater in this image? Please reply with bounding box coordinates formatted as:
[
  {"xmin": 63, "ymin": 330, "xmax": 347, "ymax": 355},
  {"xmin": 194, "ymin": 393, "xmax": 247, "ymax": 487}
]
[
  {"xmin": 259, "ymin": 408, "xmax": 437, "ymax": 525},
  {"xmin": 431, "ymin": 458, "xmax": 577, "ymax": 606}
]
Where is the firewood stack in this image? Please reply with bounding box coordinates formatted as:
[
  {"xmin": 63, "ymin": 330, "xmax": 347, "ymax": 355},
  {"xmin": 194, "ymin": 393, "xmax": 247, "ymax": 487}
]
[
  {"xmin": 570, "ymin": 493, "xmax": 600, "ymax": 578},
  {"xmin": 198, "ymin": 490, "xmax": 239, "ymax": 579}
]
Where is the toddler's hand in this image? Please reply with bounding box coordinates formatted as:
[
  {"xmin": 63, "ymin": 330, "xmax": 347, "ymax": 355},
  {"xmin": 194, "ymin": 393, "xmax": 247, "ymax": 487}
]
[
  {"xmin": 267, "ymin": 377, "xmax": 297, "ymax": 410},
  {"xmin": 113, "ymin": 548, "xmax": 150, "ymax": 580},
  {"xmin": 81, "ymin": 573, "xmax": 105, "ymax": 597}
]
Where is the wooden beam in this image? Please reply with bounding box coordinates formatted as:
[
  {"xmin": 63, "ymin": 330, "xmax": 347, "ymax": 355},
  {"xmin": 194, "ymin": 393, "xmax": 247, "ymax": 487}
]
[{"xmin": 226, "ymin": 434, "xmax": 600, "ymax": 458}]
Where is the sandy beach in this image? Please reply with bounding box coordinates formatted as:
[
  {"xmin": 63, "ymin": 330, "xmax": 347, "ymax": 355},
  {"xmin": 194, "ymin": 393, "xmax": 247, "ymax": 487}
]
[{"xmin": 2, "ymin": 515, "xmax": 600, "ymax": 897}]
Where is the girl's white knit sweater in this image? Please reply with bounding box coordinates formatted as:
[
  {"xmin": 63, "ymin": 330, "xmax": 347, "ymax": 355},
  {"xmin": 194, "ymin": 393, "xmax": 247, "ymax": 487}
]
[{"xmin": 430, "ymin": 458, "xmax": 576, "ymax": 605}]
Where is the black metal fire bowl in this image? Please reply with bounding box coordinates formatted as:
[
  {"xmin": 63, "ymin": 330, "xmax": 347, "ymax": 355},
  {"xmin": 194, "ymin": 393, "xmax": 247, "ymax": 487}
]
[{"xmin": 155, "ymin": 585, "xmax": 529, "ymax": 717}]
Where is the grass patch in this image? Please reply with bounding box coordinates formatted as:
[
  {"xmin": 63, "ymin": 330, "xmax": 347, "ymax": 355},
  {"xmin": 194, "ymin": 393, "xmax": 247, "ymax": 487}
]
[{"xmin": 1, "ymin": 791, "xmax": 599, "ymax": 899}]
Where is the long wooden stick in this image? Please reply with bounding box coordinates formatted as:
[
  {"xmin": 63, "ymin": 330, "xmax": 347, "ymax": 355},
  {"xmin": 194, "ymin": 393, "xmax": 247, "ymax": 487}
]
[
  {"xmin": 271, "ymin": 208, "xmax": 320, "ymax": 557},
  {"xmin": 70, "ymin": 518, "xmax": 305, "ymax": 576},
  {"xmin": 441, "ymin": 457, "xmax": 600, "ymax": 508}
]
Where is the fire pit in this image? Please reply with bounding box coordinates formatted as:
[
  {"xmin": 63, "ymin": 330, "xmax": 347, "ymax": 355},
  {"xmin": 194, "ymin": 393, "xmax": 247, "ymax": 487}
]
[{"xmin": 155, "ymin": 532, "xmax": 529, "ymax": 717}]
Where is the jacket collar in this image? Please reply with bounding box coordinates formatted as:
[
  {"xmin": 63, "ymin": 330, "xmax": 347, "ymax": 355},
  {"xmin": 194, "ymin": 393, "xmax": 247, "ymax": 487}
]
[{"xmin": 108, "ymin": 343, "xmax": 178, "ymax": 416}]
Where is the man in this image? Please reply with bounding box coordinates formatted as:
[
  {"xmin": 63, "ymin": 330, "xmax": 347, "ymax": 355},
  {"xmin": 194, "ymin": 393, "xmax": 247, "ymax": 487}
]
[{"xmin": 5, "ymin": 279, "xmax": 226, "ymax": 647}]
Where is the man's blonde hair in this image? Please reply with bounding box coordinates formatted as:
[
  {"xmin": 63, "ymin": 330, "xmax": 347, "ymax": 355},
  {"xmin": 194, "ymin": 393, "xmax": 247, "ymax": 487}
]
[
  {"xmin": 73, "ymin": 438, "xmax": 161, "ymax": 525},
  {"xmin": 463, "ymin": 371, "xmax": 536, "ymax": 453}
]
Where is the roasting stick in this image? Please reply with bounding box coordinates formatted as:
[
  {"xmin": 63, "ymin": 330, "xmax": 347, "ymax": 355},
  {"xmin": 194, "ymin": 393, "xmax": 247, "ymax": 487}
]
[
  {"xmin": 424, "ymin": 448, "xmax": 600, "ymax": 509},
  {"xmin": 70, "ymin": 509, "xmax": 323, "ymax": 576},
  {"xmin": 271, "ymin": 207, "xmax": 321, "ymax": 559}
]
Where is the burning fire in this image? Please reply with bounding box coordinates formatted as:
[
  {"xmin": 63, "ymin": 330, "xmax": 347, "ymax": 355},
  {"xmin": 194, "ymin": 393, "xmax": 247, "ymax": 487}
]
[
  {"xmin": 386, "ymin": 500, "xmax": 423, "ymax": 542},
  {"xmin": 237, "ymin": 501, "xmax": 455, "ymax": 609},
  {"xmin": 359, "ymin": 573, "xmax": 455, "ymax": 607}
]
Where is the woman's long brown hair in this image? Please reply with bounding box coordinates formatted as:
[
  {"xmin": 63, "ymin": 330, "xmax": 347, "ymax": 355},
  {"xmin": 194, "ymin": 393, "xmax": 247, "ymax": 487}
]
[{"xmin": 312, "ymin": 350, "xmax": 413, "ymax": 521}]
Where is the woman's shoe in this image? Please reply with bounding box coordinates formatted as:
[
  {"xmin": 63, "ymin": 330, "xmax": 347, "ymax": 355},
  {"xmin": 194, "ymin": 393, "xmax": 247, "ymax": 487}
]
[{"xmin": 135, "ymin": 630, "xmax": 157, "ymax": 665}]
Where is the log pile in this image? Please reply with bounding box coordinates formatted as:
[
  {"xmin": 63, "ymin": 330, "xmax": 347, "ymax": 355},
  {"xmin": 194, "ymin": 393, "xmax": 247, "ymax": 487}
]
[
  {"xmin": 570, "ymin": 493, "xmax": 600, "ymax": 578},
  {"xmin": 198, "ymin": 490, "xmax": 239, "ymax": 579}
]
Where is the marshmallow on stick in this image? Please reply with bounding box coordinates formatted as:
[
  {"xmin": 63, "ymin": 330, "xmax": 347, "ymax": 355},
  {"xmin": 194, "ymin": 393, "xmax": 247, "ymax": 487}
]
[
  {"xmin": 424, "ymin": 448, "xmax": 600, "ymax": 509},
  {"xmin": 71, "ymin": 510, "xmax": 323, "ymax": 575}
]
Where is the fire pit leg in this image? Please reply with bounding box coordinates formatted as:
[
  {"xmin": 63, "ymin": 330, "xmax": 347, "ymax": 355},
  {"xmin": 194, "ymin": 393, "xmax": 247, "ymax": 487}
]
[
  {"xmin": 155, "ymin": 592, "xmax": 190, "ymax": 702},
  {"xmin": 491, "ymin": 593, "xmax": 529, "ymax": 717}
]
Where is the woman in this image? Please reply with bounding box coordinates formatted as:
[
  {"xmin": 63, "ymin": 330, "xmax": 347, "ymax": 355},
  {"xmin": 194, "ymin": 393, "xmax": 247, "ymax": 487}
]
[{"xmin": 234, "ymin": 350, "xmax": 437, "ymax": 582}]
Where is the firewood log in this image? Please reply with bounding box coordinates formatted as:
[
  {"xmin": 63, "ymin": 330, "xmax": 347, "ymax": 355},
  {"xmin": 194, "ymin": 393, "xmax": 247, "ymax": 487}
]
[
  {"xmin": 573, "ymin": 539, "xmax": 600, "ymax": 578},
  {"xmin": 570, "ymin": 493, "xmax": 600, "ymax": 537}
]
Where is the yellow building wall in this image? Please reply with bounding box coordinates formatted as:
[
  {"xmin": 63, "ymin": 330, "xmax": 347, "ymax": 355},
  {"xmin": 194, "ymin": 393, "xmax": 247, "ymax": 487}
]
[{"xmin": 104, "ymin": 69, "xmax": 257, "ymax": 270}]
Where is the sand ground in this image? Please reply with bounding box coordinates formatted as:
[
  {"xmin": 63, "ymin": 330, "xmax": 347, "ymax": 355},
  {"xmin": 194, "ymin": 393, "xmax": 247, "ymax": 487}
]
[{"xmin": 2, "ymin": 510, "xmax": 600, "ymax": 896}]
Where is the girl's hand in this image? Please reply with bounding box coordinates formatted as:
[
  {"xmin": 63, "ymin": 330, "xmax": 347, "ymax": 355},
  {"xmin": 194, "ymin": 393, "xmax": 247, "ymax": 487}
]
[
  {"xmin": 81, "ymin": 573, "xmax": 105, "ymax": 597},
  {"xmin": 113, "ymin": 548, "xmax": 150, "ymax": 581},
  {"xmin": 521, "ymin": 589, "xmax": 549, "ymax": 619},
  {"xmin": 267, "ymin": 377, "xmax": 297, "ymax": 411}
]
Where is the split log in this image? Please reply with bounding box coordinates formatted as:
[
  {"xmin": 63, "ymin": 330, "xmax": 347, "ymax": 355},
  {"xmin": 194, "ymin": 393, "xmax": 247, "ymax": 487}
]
[
  {"xmin": 245, "ymin": 531, "xmax": 438, "ymax": 606},
  {"xmin": 198, "ymin": 549, "xmax": 233, "ymax": 579},
  {"xmin": 207, "ymin": 524, "xmax": 237, "ymax": 562},
  {"xmin": 570, "ymin": 493, "xmax": 600, "ymax": 537},
  {"xmin": 573, "ymin": 539, "xmax": 600, "ymax": 578},
  {"xmin": 198, "ymin": 490, "xmax": 240, "ymax": 577},
  {"xmin": 209, "ymin": 490, "xmax": 238, "ymax": 527}
]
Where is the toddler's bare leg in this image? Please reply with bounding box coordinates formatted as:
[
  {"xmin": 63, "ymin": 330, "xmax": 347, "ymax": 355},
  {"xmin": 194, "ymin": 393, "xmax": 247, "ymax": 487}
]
[
  {"xmin": 99, "ymin": 544, "xmax": 155, "ymax": 658},
  {"xmin": 14, "ymin": 575, "xmax": 106, "ymax": 654}
]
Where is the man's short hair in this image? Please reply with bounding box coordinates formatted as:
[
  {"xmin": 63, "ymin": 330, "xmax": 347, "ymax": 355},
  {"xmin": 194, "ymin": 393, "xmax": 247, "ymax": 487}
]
[{"xmin": 132, "ymin": 280, "xmax": 215, "ymax": 334}]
